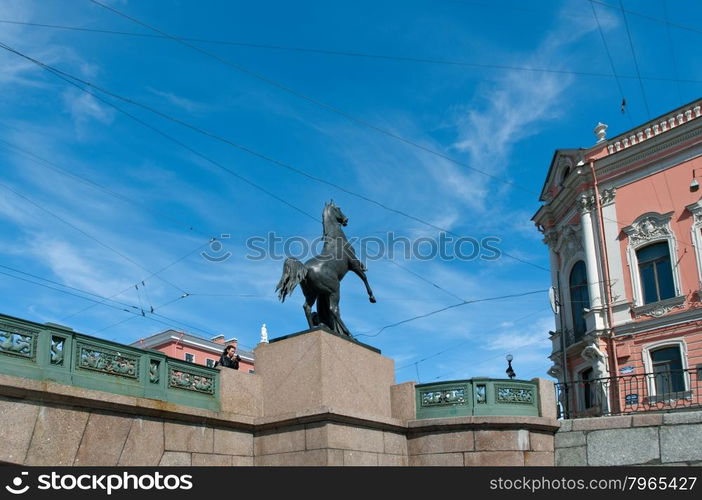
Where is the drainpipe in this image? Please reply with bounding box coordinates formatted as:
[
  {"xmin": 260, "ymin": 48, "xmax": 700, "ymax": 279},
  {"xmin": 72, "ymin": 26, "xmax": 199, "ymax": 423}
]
[
  {"xmin": 556, "ymin": 269, "xmax": 570, "ymax": 418},
  {"xmin": 589, "ymin": 160, "xmax": 621, "ymax": 414}
]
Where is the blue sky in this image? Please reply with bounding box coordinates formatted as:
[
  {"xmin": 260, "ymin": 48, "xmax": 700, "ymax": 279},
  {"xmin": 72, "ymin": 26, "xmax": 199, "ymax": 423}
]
[{"xmin": 1, "ymin": 0, "xmax": 701, "ymax": 384}]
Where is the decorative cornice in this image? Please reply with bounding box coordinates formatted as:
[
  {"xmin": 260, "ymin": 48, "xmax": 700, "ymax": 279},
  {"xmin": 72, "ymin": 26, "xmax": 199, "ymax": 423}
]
[
  {"xmin": 631, "ymin": 295, "xmax": 686, "ymax": 319},
  {"xmin": 622, "ymin": 211, "xmax": 674, "ymax": 247},
  {"xmin": 606, "ymin": 103, "xmax": 701, "ymax": 156},
  {"xmin": 596, "ymin": 125, "xmax": 702, "ymax": 180}
]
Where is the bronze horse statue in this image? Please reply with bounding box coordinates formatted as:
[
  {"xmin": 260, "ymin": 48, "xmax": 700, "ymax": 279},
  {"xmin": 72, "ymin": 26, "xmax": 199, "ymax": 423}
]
[{"xmin": 276, "ymin": 201, "xmax": 376, "ymax": 337}]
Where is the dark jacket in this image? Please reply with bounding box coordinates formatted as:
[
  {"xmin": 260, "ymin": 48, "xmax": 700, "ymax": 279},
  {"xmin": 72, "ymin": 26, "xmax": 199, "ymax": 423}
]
[{"xmin": 216, "ymin": 354, "xmax": 240, "ymax": 370}]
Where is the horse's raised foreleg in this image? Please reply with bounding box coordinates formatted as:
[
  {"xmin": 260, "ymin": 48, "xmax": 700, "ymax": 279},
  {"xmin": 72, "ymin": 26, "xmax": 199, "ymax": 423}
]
[{"xmin": 351, "ymin": 266, "xmax": 376, "ymax": 303}]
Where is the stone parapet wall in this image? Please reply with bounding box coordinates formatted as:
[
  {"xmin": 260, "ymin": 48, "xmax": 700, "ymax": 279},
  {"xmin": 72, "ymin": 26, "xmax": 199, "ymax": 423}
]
[
  {"xmin": 0, "ymin": 329, "xmax": 560, "ymax": 467},
  {"xmin": 0, "ymin": 395, "xmax": 254, "ymax": 466},
  {"xmin": 407, "ymin": 416, "xmax": 558, "ymax": 466},
  {"xmin": 254, "ymin": 422, "xmax": 408, "ymax": 466},
  {"xmin": 555, "ymin": 411, "xmax": 702, "ymax": 466}
]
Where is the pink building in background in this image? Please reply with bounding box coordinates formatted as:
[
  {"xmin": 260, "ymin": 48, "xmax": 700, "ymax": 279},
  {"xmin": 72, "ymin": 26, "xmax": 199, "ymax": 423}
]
[
  {"xmin": 133, "ymin": 329, "xmax": 255, "ymax": 373},
  {"xmin": 533, "ymin": 98, "xmax": 702, "ymax": 418}
]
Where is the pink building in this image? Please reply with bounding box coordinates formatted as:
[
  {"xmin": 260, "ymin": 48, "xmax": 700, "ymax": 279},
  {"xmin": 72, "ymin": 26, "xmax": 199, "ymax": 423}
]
[
  {"xmin": 133, "ymin": 330, "xmax": 255, "ymax": 373},
  {"xmin": 533, "ymin": 99, "xmax": 702, "ymax": 417}
]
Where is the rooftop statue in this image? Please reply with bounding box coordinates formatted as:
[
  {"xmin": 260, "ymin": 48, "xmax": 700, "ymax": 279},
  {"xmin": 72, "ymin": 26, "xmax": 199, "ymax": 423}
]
[{"xmin": 276, "ymin": 201, "xmax": 376, "ymax": 337}]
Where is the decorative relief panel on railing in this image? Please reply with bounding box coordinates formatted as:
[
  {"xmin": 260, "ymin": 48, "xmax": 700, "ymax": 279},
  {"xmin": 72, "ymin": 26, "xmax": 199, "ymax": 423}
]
[
  {"xmin": 420, "ymin": 387, "xmax": 466, "ymax": 408},
  {"xmin": 495, "ymin": 385, "xmax": 535, "ymax": 405},
  {"xmin": 50, "ymin": 336, "xmax": 65, "ymax": 365},
  {"xmin": 0, "ymin": 327, "xmax": 37, "ymax": 360},
  {"xmin": 0, "ymin": 313, "xmax": 221, "ymax": 411},
  {"xmin": 169, "ymin": 368, "xmax": 214, "ymax": 395},
  {"xmin": 149, "ymin": 360, "xmax": 160, "ymax": 384},
  {"xmin": 476, "ymin": 384, "xmax": 487, "ymax": 404},
  {"xmin": 75, "ymin": 342, "xmax": 139, "ymax": 379}
]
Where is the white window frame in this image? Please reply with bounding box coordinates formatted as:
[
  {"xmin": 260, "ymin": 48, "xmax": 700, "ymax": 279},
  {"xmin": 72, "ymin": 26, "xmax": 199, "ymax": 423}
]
[
  {"xmin": 185, "ymin": 353, "xmax": 195, "ymax": 363},
  {"xmin": 555, "ymin": 222, "xmax": 585, "ymax": 335},
  {"xmin": 623, "ymin": 212, "xmax": 681, "ymax": 307},
  {"xmin": 565, "ymin": 257, "xmax": 590, "ymax": 338},
  {"xmin": 686, "ymin": 198, "xmax": 702, "ymax": 289},
  {"xmin": 641, "ymin": 339, "xmax": 689, "ymax": 397}
]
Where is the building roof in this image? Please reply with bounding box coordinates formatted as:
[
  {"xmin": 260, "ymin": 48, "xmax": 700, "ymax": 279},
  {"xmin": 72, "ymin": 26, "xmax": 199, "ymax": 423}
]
[{"xmin": 131, "ymin": 329, "xmax": 255, "ymax": 361}]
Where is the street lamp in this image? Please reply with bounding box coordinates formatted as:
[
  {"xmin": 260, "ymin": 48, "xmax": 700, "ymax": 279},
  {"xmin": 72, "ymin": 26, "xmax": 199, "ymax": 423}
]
[{"xmin": 505, "ymin": 354, "xmax": 516, "ymax": 379}]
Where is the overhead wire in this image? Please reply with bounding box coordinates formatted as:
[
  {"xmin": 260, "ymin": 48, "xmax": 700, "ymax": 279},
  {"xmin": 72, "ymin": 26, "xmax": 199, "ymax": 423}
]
[
  {"xmin": 0, "ymin": 181, "xmax": 187, "ymax": 294},
  {"xmin": 59, "ymin": 238, "xmax": 211, "ymax": 321},
  {"xmin": 660, "ymin": 0, "xmax": 684, "ymax": 106},
  {"xmin": 588, "ymin": 0, "xmax": 634, "ymax": 126},
  {"xmin": 0, "ymin": 43, "xmax": 558, "ymax": 347},
  {"xmin": 0, "ymin": 40, "xmax": 550, "ymax": 274},
  {"xmin": 356, "ymin": 288, "xmax": 548, "ymax": 338},
  {"xmin": 617, "ymin": 0, "xmax": 651, "ymax": 119},
  {"xmin": 87, "ymin": 0, "xmax": 539, "ymax": 196},
  {"xmin": 1, "ymin": 18, "xmax": 700, "ymax": 84},
  {"xmin": 0, "ymin": 137, "xmax": 212, "ymax": 238},
  {"xmin": 395, "ymin": 306, "xmax": 550, "ymax": 378}
]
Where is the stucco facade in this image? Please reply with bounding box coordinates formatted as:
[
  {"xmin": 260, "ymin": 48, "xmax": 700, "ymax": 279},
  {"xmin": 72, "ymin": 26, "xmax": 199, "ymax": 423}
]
[{"xmin": 533, "ymin": 99, "xmax": 702, "ymax": 417}]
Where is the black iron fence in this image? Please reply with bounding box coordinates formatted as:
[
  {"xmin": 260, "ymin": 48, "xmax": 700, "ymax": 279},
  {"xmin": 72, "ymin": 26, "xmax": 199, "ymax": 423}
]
[{"xmin": 555, "ymin": 367, "xmax": 702, "ymax": 419}]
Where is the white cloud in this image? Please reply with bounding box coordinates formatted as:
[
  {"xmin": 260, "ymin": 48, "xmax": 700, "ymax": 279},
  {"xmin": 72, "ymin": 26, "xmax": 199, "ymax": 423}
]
[
  {"xmin": 147, "ymin": 87, "xmax": 210, "ymax": 113},
  {"xmin": 452, "ymin": 0, "xmax": 620, "ymax": 205},
  {"xmin": 62, "ymin": 89, "xmax": 115, "ymax": 127}
]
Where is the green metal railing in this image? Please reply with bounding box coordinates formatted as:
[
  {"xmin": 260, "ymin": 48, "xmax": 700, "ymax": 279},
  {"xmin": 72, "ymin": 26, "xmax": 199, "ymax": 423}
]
[
  {"xmin": 0, "ymin": 313, "xmax": 219, "ymax": 411},
  {"xmin": 415, "ymin": 378, "xmax": 540, "ymax": 419}
]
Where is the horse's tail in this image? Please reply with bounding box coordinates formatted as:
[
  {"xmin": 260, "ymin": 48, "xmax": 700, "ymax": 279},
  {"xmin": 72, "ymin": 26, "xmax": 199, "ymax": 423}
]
[{"xmin": 275, "ymin": 258, "xmax": 308, "ymax": 302}]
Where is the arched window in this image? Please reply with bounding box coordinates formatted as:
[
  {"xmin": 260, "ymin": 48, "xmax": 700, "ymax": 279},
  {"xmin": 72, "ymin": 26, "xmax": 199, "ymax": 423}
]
[
  {"xmin": 569, "ymin": 261, "xmax": 590, "ymax": 339},
  {"xmin": 636, "ymin": 242, "xmax": 675, "ymax": 304}
]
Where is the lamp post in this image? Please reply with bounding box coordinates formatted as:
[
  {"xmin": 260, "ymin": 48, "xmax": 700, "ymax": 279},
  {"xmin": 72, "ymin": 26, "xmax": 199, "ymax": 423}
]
[{"xmin": 505, "ymin": 354, "xmax": 516, "ymax": 380}]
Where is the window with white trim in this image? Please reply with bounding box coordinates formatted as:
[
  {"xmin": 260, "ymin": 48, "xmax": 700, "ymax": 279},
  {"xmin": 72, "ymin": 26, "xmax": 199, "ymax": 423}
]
[
  {"xmin": 650, "ymin": 346, "xmax": 685, "ymax": 395},
  {"xmin": 636, "ymin": 242, "xmax": 675, "ymax": 304},
  {"xmin": 686, "ymin": 198, "xmax": 702, "ymax": 288},
  {"xmin": 642, "ymin": 340, "xmax": 689, "ymax": 399},
  {"xmin": 185, "ymin": 353, "xmax": 194, "ymax": 363},
  {"xmin": 623, "ymin": 212, "xmax": 681, "ymax": 307},
  {"xmin": 569, "ymin": 261, "xmax": 590, "ymax": 339}
]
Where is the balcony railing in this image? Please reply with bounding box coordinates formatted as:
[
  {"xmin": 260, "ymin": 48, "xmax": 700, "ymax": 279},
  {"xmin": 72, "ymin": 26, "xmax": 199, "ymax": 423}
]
[
  {"xmin": 555, "ymin": 368, "xmax": 702, "ymax": 419},
  {"xmin": 0, "ymin": 313, "xmax": 220, "ymax": 411},
  {"xmin": 415, "ymin": 378, "xmax": 541, "ymax": 419}
]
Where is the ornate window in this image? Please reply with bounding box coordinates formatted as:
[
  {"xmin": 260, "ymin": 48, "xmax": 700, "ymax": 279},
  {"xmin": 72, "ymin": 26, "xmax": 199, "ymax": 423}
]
[
  {"xmin": 569, "ymin": 261, "xmax": 590, "ymax": 339},
  {"xmin": 623, "ymin": 212, "xmax": 682, "ymax": 311},
  {"xmin": 636, "ymin": 242, "xmax": 675, "ymax": 304}
]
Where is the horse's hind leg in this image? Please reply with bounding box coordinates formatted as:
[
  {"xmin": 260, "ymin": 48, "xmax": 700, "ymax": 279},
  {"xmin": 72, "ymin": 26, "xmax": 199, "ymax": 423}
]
[
  {"xmin": 329, "ymin": 292, "xmax": 353, "ymax": 337},
  {"xmin": 302, "ymin": 291, "xmax": 317, "ymax": 329}
]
